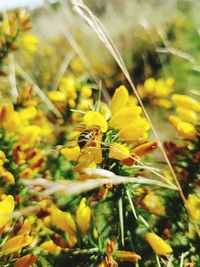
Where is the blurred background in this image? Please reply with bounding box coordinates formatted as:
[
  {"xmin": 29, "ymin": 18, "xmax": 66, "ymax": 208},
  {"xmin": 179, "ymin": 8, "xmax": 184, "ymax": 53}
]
[{"xmin": 1, "ymin": 0, "xmax": 200, "ymax": 101}]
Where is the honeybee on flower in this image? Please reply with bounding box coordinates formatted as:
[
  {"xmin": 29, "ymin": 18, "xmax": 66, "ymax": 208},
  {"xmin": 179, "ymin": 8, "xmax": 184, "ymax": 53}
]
[{"xmin": 60, "ymin": 85, "xmax": 153, "ymax": 172}]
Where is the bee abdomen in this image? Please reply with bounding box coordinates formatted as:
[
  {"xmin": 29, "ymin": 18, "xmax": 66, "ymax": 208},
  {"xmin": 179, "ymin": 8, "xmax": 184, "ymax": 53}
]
[{"xmin": 77, "ymin": 130, "xmax": 95, "ymax": 148}]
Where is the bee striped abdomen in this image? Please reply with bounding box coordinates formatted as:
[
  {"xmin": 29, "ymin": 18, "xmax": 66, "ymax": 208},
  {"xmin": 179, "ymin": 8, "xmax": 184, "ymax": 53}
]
[{"xmin": 77, "ymin": 129, "xmax": 95, "ymax": 149}]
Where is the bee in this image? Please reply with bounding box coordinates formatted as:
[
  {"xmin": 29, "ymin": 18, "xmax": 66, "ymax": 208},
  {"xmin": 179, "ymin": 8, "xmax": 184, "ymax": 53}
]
[{"xmin": 77, "ymin": 126, "xmax": 101, "ymax": 150}]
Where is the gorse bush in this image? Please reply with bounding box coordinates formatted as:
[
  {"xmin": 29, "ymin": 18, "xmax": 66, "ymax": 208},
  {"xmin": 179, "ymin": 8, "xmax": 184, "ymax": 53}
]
[{"xmin": 0, "ymin": 1, "xmax": 199, "ymax": 266}]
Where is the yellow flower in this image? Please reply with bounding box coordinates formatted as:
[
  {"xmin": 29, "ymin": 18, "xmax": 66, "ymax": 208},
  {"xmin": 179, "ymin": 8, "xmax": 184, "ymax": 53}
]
[
  {"xmin": 80, "ymin": 85, "xmax": 92, "ymax": 99},
  {"xmin": 0, "ymin": 104, "xmax": 20, "ymax": 132},
  {"xmin": 50, "ymin": 207, "xmax": 77, "ymax": 236},
  {"xmin": 18, "ymin": 106, "xmax": 37, "ymax": 123},
  {"xmin": 1, "ymin": 170, "xmax": 15, "ymax": 184},
  {"xmin": 142, "ymin": 192, "xmax": 165, "ymax": 215},
  {"xmin": 0, "ymin": 150, "xmax": 6, "ymax": 165},
  {"xmin": 98, "ymin": 261, "xmax": 107, "ymax": 267},
  {"xmin": 40, "ymin": 240, "xmax": 61, "ymax": 254},
  {"xmin": 84, "ymin": 111, "xmax": 108, "ymax": 133},
  {"xmin": 70, "ymin": 57, "xmax": 85, "ymax": 74},
  {"xmin": 176, "ymin": 121, "xmax": 196, "ymax": 140},
  {"xmin": 14, "ymin": 254, "xmax": 38, "ymax": 267},
  {"xmin": 119, "ymin": 119, "xmax": 150, "ymax": 142},
  {"xmin": 166, "ymin": 77, "xmax": 175, "ymax": 87},
  {"xmin": 20, "ymin": 34, "xmax": 38, "ymax": 53},
  {"xmin": 145, "ymin": 232, "xmax": 173, "ymax": 255},
  {"xmin": 61, "ymin": 146, "xmax": 81, "ymax": 161},
  {"xmin": 59, "ymin": 76, "xmax": 76, "ymax": 99},
  {"xmin": 19, "ymin": 125, "xmax": 42, "ymax": 147},
  {"xmin": 109, "ymin": 143, "xmax": 129, "ymax": 160},
  {"xmin": 18, "ymin": 219, "xmax": 32, "ymax": 235},
  {"xmin": 176, "ymin": 107, "xmax": 198, "ymax": 124},
  {"xmin": 143, "ymin": 78, "xmax": 156, "ymax": 94},
  {"xmin": 172, "ymin": 94, "xmax": 200, "ymax": 112},
  {"xmin": 48, "ymin": 91, "xmax": 66, "ymax": 102},
  {"xmin": 132, "ymin": 141, "xmax": 158, "ymax": 157},
  {"xmin": 110, "ymin": 85, "xmax": 129, "ymax": 115},
  {"xmin": 0, "ymin": 195, "xmax": 15, "ymax": 228},
  {"xmin": 19, "ymin": 167, "xmax": 34, "ymax": 179},
  {"xmin": 169, "ymin": 115, "xmax": 196, "ymax": 140},
  {"xmin": 128, "ymin": 96, "xmax": 138, "ymax": 106},
  {"xmin": 169, "ymin": 115, "xmax": 181, "ymax": 128},
  {"xmin": 2, "ymin": 234, "xmax": 33, "ymax": 255},
  {"xmin": 76, "ymin": 198, "xmax": 91, "ymax": 235},
  {"xmin": 109, "ymin": 106, "xmax": 142, "ymax": 128},
  {"xmin": 187, "ymin": 194, "xmax": 200, "ymax": 221},
  {"xmin": 152, "ymin": 98, "xmax": 172, "ymax": 109},
  {"xmin": 154, "ymin": 80, "xmax": 170, "ymax": 98},
  {"xmin": 0, "ymin": 103, "xmax": 13, "ymax": 120}
]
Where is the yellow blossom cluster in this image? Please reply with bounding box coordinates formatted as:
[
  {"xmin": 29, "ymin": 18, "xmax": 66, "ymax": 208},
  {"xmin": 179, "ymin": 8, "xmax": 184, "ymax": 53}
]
[
  {"xmin": 137, "ymin": 77, "xmax": 175, "ymax": 108},
  {"xmin": 169, "ymin": 94, "xmax": 200, "ymax": 140}
]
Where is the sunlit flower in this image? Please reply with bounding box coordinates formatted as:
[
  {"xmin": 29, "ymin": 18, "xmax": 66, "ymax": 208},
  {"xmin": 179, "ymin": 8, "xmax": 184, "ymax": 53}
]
[
  {"xmin": 83, "ymin": 111, "xmax": 108, "ymax": 133},
  {"xmin": 175, "ymin": 107, "xmax": 198, "ymax": 124},
  {"xmin": 2, "ymin": 234, "xmax": 33, "ymax": 255},
  {"xmin": 110, "ymin": 85, "xmax": 129, "ymax": 115},
  {"xmin": 142, "ymin": 191, "xmax": 165, "ymax": 215},
  {"xmin": 119, "ymin": 119, "xmax": 150, "ymax": 142},
  {"xmin": 137, "ymin": 77, "xmax": 174, "ymax": 108},
  {"xmin": 110, "ymin": 106, "xmax": 142, "ymax": 128},
  {"xmin": 80, "ymin": 85, "xmax": 92, "ymax": 99},
  {"xmin": 20, "ymin": 34, "xmax": 38, "ymax": 53},
  {"xmin": 172, "ymin": 94, "xmax": 200, "ymax": 112},
  {"xmin": 61, "ymin": 146, "xmax": 81, "ymax": 162},
  {"xmin": 145, "ymin": 232, "xmax": 173, "ymax": 255},
  {"xmin": 76, "ymin": 198, "xmax": 91, "ymax": 235},
  {"xmin": 50, "ymin": 207, "xmax": 77, "ymax": 236},
  {"xmin": 109, "ymin": 142, "xmax": 129, "ymax": 161},
  {"xmin": 109, "ymin": 86, "xmax": 150, "ymax": 143},
  {"xmin": 187, "ymin": 194, "xmax": 200, "ymax": 221},
  {"xmin": 0, "ymin": 103, "xmax": 20, "ymax": 133},
  {"xmin": 40, "ymin": 240, "xmax": 61, "ymax": 254},
  {"xmin": 14, "ymin": 254, "xmax": 37, "ymax": 267},
  {"xmin": 0, "ymin": 195, "xmax": 15, "ymax": 228},
  {"xmin": 169, "ymin": 115, "xmax": 196, "ymax": 140}
]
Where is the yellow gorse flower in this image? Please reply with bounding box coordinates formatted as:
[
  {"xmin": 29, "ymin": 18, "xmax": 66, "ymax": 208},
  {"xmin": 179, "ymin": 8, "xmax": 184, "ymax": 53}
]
[
  {"xmin": 142, "ymin": 192, "xmax": 165, "ymax": 215},
  {"xmin": 109, "ymin": 142, "xmax": 129, "ymax": 161},
  {"xmin": 14, "ymin": 254, "xmax": 37, "ymax": 267},
  {"xmin": 137, "ymin": 77, "xmax": 174, "ymax": 108},
  {"xmin": 2, "ymin": 234, "xmax": 33, "ymax": 255},
  {"xmin": 169, "ymin": 94, "xmax": 200, "ymax": 140},
  {"xmin": 76, "ymin": 198, "xmax": 91, "ymax": 235},
  {"xmin": 110, "ymin": 85, "xmax": 129, "ymax": 115},
  {"xmin": 40, "ymin": 240, "xmax": 61, "ymax": 254},
  {"xmin": 172, "ymin": 94, "xmax": 200, "ymax": 112},
  {"xmin": 50, "ymin": 207, "xmax": 77, "ymax": 236},
  {"xmin": 169, "ymin": 115, "xmax": 196, "ymax": 140},
  {"xmin": 110, "ymin": 86, "xmax": 150, "ymax": 142},
  {"xmin": 110, "ymin": 106, "xmax": 142, "ymax": 128},
  {"xmin": 20, "ymin": 34, "xmax": 38, "ymax": 53},
  {"xmin": 186, "ymin": 194, "xmax": 200, "ymax": 221},
  {"xmin": 61, "ymin": 146, "xmax": 81, "ymax": 162},
  {"xmin": 83, "ymin": 111, "xmax": 108, "ymax": 133},
  {"xmin": 176, "ymin": 107, "xmax": 198, "ymax": 124},
  {"xmin": 0, "ymin": 103, "xmax": 20, "ymax": 133},
  {"xmin": 145, "ymin": 232, "xmax": 173, "ymax": 255},
  {"xmin": 0, "ymin": 195, "xmax": 15, "ymax": 228}
]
